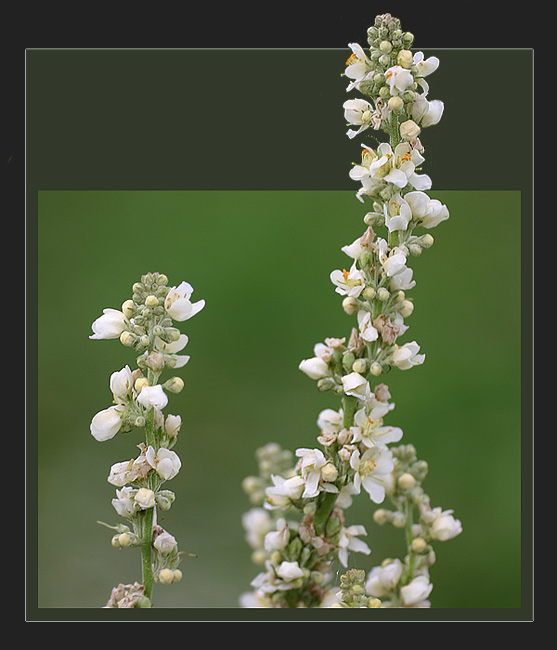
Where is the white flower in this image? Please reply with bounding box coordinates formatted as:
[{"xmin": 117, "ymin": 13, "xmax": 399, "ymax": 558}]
[
  {"xmin": 330, "ymin": 262, "xmax": 366, "ymax": 298},
  {"xmin": 146, "ymin": 445, "xmax": 181, "ymax": 480},
  {"xmin": 107, "ymin": 453, "xmax": 151, "ymax": 486},
  {"xmin": 134, "ymin": 487, "xmax": 156, "ymax": 509},
  {"xmin": 164, "ymin": 414, "xmax": 182, "ymax": 437},
  {"xmin": 264, "ymin": 518, "xmax": 290, "ymax": 552},
  {"xmin": 390, "ymin": 341, "xmax": 425, "ymax": 370},
  {"xmin": 351, "ymin": 405, "xmax": 403, "ymax": 448},
  {"xmin": 317, "ymin": 408, "xmax": 343, "ymax": 435},
  {"xmin": 352, "ymin": 142, "xmax": 431, "ymax": 202},
  {"xmin": 411, "ymin": 95, "xmax": 444, "ymax": 127},
  {"xmin": 110, "ymin": 365, "xmax": 133, "ymax": 401},
  {"xmin": 153, "ymin": 531, "xmax": 178, "ymax": 554},
  {"xmin": 430, "ymin": 510, "xmax": 463, "ymax": 541},
  {"xmin": 365, "ymin": 559, "xmax": 403, "ymax": 597},
  {"xmin": 337, "ymin": 524, "xmax": 371, "ymax": 567},
  {"xmin": 350, "ymin": 446, "xmax": 394, "ymax": 503},
  {"xmin": 344, "ymin": 43, "xmax": 373, "ymax": 92},
  {"xmin": 137, "ymin": 384, "xmax": 168, "ymax": 410},
  {"xmin": 90, "ymin": 405, "xmax": 123, "ymax": 441},
  {"xmin": 384, "ymin": 65, "xmax": 414, "ymax": 95},
  {"xmin": 164, "ymin": 281, "xmax": 205, "ymax": 322},
  {"xmin": 342, "ymin": 372, "xmax": 371, "ymax": 401},
  {"xmin": 400, "ymin": 575, "xmax": 433, "ymax": 607},
  {"xmin": 299, "ymin": 357, "xmax": 329, "ymax": 380},
  {"xmin": 276, "ymin": 561, "xmax": 305, "ymax": 582},
  {"xmin": 90, "ymin": 308, "xmax": 128, "ymax": 340},
  {"xmin": 413, "ymin": 51, "xmax": 440, "ymax": 77},
  {"xmin": 357, "ymin": 310, "xmax": 379, "ymax": 342},
  {"xmin": 383, "ymin": 194, "xmax": 412, "ymax": 232},
  {"xmin": 242, "ymin": 508, "xmax": 274, "ymax": 550},
  {"xmin": 404, "ymin": 191, "xmax": 449, "ymax": 229},
  {"xmin": 265, "ymin": 474, "xmax": 305, "ymax": 508},
  {"xmin": 343, "ymin": 98, "xmax": 375, "ymax": 139},
  {"xmin": 111, "ymin": 486, "xmax": 137, "ymax": 518},
  {"xmin": 295, "ymin": 448, "xmax": 339, "ymax": 499},
  {"xmin": 155, "ymin": 334, "xmax": 190, "ymax": 368}
]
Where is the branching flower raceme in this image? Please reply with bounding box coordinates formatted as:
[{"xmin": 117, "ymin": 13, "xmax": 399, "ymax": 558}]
[
  {"xmin": 90, "ymin": 272, "xmax": 204, "ymax": 608},
  {"xmin": 241, "ymin": 14, "xmax": 461, "ymax": 609}
]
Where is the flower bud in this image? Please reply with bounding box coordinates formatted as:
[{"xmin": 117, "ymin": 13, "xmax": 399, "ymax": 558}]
[
  {"xmin": 377, "ymin": 287, "xmax": 389, "ymax": 301},
  {"xmin": 370, "ymin": 362, "xmax": 382, "ymax": 376},
  {"xmin": 397, "ymin": 49, "xmax": 413, "ymax": 68},
  {"xmin": 158, "ymin": 569, "xmax": 175, "ymax": 584},
  {"xmin": 388, "ymin": 96, "xmax": 403, "ymax": 112},
  {"xmin": 119, "ymin": 331, "xmax": 135, "ymax": 347},
  {"xmin": 342, "ymin": 297, "xmax": 359, "ymax": 315},
  {"xmin": 352, "ymin": 358, "xmax": 367, "ymax": 374},
  {"xmin": 118, "ymin": 532, "xmax": 133, "ymax": 547},
  {"xmin": 145, "ymin": 295, "xmax": 158, "ymax": 307},
  {"xmin": 420, "ymin": 234, "xmax": 434, "ymax": 248},
  {"xmin": 363, "ymin": 286, "xmax": 376, "ymax": 300},
  {"xmin": 172, "ymin": 569, "xmax": 183, "ymax": 582},
  {"xmin": 398, "ymin": 473, "xmax": 416, "ymax": 490},
  {"xmin": 399, "ymin": 300, "xmax": 414, "ymax": 318},
  {"xmin": 164, "ymin": 377, "xmax": 184, "ymax": 394},
  {"xmin": 379, "ymin": 40, "xmax": 392, "ymax": 53}
]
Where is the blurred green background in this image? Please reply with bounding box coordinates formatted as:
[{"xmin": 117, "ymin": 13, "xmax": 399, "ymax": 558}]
[{"xmin": 36, "ymin": 188, "xmax": 522, "ymax": 611}]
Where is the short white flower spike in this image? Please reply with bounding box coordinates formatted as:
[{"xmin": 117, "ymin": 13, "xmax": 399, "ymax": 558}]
[{"xmin": 89, "ymin": 272, "xmax": 204, "ymax": 606}]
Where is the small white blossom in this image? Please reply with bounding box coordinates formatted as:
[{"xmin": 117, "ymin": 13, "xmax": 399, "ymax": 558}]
[
  {"xmin": 343, "ymin": 98, "xmax": 375, "ymax": 139},
  {"xmin": 264, "ymin": 518, "xmax": 290, "ymax": 552},
  {"xmin": 146, "ymin": 445, "xmax": 181, "ymax": 480},
  {"xmin": 137, "ymin": 384, "xmax": 168, "ymax": 410},
  {"xmin": 155, "ymin": 334, "xmax": 190, "ymax": 368},
  {"xmin": 242, "ymin": 508, "xmax": 274, "ymax": 550},
  {"xmin": 400, "ymin": 574, "xmax": 433, "ymax": 607},
  {"xmin": 265, "ymin": 474, "xmax": 305, "ymax": 508},
  {"xmin": 357, "ymin": 310, "xmax": 379, "ymax": 342},
  {"xmin": 344, "ymin": 43, "xmax": 373, "ymax": 92},
  {"xmin": 337, "ymin": 524, "xmax": 371, "ymax": 567},
  {"xmin": 90, "ymin": 405, "xmax": 124, "ymax": 442},
  {"xmin": 350, "ymin": 446, "xmax": 394, "ymax": 503},
  {"xmin": 404, "ymin": 191, "xmax": 449, "ymax": 229},
  {"xmin": 295, "ymin": 448, "xmax": 339, "ymax": 499},
  {"xmin": 164, "ymin": 281, "xmax": 205, "ymax": 322},
  {"xmin": 110, "ymin": 365, "xmax": 133, "ymax": 401},
  {"xmin": 390, "ymin": 341, "xmax": 425, "ymax": 370},
  {"xmin": 384, "ymin": 65, "xmax": 414, "ymax": 95},
  {"xmin": 89, "ymin": 308, "xmax": 128, "ymax": 340},
  {"xmin": 276, "ymin": 561, "xmax": 305, "ymax": 582},
  {"xmin": 342, "ymin": 372, "xmax": 371, "ymax": 401},
  {"xmin": 111, "ymin": 486, "xmax": 137, "ymax": 518},
  {"xmin": 351, "ymin": 405, "xmax": 403, "ymax": 448},
  {"xmin": 430, "ymin": 509, "xmax": 463, "ymax": 541},
  {"xmin": 330, "ymin": 262, "xmax": 366, "ymax": 298},
  {"xmin": 365, "ymin": 559, "xmax": 404, "ymax": 597}
]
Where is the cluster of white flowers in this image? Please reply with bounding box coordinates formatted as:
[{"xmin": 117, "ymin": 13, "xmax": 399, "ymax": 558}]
[
  {"xmin": 241, "ymin": 14, "xmax": 460, "ymax": 610},
  {"xmin": 91, "ymin": 272, "xmax": 204, "ymax": 606}
]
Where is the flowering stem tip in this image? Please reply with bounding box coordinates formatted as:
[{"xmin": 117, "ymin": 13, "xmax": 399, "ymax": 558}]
[
  {"xmin": 240, "ymin": 13, "xmax": 461, "ymax": 609},
  {"xmin": 90, "ymin": 272, "xmax": 204, "ymax": 607}
]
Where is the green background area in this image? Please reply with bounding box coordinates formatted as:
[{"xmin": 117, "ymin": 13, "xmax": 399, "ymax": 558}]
[{"xmin": 36, "ymin": 188, "xmax": 522, "ymax": 610}]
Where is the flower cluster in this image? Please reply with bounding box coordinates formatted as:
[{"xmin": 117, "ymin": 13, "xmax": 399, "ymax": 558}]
[
  {"xmin": 91, "ymin": 272, "xmax": 204, "ymax": 606},
  {"xmin": 241, "ymin": 14, "xmax": 460, "ymax": 609}
]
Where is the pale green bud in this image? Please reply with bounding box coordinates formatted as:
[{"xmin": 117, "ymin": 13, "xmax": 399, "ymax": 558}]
[
  {"xmin": 370, "ymin": 362, "xmax": 382, "ymax": 376},
  {"xmin": 377, "ymin": 287, "xmax": 390, "ymax": 301}
]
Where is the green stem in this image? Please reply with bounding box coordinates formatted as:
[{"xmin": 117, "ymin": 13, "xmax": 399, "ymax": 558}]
[
  {"xmin": 141, "ymin": 406, "xmax": 156, "ymax": 600},
  {"xmin": 404, "ymin": 496, "xmax": 416, "ymax": 585}
]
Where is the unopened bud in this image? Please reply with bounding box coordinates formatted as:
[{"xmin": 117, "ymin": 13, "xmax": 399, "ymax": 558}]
[
  {"xmin": 399, "ymin": 300, "xmax": 414, "ymax": 318},
  {"xmin": 398, "ymin": 472, "xmax": 416, "ymax": 490},
  {"xmin": 388, "ymin": 96, "xmax": 403, "ymax": 112},
  {"xmin": 158, "ymin": 569, "xmax": 175, "ymax": 584},
  {"xmin": 145, "ymin": 295, "xmax": 159, "ymax": 307},
  {"xmin": 164, "ymin": 376, "xmax": 184, "ymax": 394},
  {"xmin": 370, "ymin": 362, "xmax": 382, "ymax": 376},
  {"xmin": 420, "ymin": 234, "xmax": 434, "ymax": 248},
  {"xmin": 397, "ymin": 49, "xmax": 413, "ymax": 68},
  {"xmin": 342, "ymin": 297, "xmax": 359, "ymax": 315},
  {"xmin": 377, "ymin": 287, "xmax": 389, "ymax": 301}
]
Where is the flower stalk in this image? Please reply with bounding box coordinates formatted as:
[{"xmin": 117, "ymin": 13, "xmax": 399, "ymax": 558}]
[
  {"xmin": 89, "ymin": 272, "xmax": 205, "ymax": 608},
  {"xmin": 240, "ymin": 13, "xmax": 461, "ymax": 609}
]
